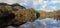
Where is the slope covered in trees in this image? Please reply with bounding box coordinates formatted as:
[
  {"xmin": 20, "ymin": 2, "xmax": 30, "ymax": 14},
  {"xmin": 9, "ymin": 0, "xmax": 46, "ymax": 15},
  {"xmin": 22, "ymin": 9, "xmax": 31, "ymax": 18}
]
[
  {"xmin": 0, "ymin": 3, "xmax": 40, "ymax": 28},
  {"xmin": 38, "ymin": 10, "xmax": 60, "ymax": 20}
]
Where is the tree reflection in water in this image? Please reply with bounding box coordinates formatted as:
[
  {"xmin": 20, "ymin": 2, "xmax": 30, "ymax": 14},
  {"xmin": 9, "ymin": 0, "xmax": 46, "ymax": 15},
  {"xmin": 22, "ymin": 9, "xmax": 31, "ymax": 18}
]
[{"xmin": 6, "ymin": 18, "xmax": 60, "ymax": 28}]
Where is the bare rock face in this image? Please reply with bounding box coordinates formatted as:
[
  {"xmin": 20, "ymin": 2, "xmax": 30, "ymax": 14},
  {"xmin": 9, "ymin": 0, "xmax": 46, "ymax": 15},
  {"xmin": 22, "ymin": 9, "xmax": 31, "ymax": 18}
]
[{"xmin": 0, "ymin": 3, "xmax": 40, "ymax": 28}]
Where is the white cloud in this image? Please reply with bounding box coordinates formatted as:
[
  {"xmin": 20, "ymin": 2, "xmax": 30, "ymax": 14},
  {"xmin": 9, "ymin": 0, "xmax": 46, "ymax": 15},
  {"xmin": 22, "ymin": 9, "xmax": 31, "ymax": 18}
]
[{"xmin": 0, "ymin": 0, "xmax": 60, "ymax": 12}]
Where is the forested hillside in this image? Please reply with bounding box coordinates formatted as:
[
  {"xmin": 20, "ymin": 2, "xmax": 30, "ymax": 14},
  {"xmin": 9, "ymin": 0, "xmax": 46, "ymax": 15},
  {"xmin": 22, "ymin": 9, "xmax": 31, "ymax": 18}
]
[{"xmin": 38, "ymin": 10, "xmax": 60, "ymax": 20}]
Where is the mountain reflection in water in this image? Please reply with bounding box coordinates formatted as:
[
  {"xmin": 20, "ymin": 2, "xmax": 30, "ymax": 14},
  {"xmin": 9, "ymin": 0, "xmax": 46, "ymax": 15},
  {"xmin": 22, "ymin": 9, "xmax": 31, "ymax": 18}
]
[{"xmin": 6, "ymin": 18, "xmax": 60, "ymax": 28}]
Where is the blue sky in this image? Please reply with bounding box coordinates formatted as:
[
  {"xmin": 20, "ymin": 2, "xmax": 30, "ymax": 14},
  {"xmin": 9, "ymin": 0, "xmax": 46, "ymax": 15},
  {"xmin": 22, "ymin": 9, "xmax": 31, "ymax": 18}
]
[
  {"xmin": 34, "ymin": 5, "xmax": 42, "ymax": 10},
  {"xmin": 21, "ymin": 0, "xmax": 60, "ymax": 12},
  {"xmin": 23, "ymin": 5, "xmax": 32, "ymax": 8},
  {"xmin": 0, "ymin": 0, "xmax": 60, "ymax": 12}
]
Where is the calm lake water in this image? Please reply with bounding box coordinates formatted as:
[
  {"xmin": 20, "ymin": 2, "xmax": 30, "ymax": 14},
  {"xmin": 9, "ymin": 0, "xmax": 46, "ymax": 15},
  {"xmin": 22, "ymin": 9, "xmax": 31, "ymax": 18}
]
[{"xmin": 6, "ymin": 18, "xmax": 60, "ymax": 28}]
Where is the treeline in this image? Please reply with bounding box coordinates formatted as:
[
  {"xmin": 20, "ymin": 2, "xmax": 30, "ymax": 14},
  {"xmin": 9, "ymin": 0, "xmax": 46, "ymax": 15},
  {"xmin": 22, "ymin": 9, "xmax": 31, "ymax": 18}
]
[{"xmin": 38, "ymin": 10, "xmax": 60, "ymax": 20}]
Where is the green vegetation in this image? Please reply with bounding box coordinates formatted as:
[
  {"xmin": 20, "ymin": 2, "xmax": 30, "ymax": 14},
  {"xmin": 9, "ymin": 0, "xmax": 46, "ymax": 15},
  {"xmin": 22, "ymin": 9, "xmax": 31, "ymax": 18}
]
[
  {"xmin": 0, "ymin": 3, "xmax": 40, "ymax": 28},
  {"xmin": 38, "ymin": 10, "xmax": 60, "ymax": 20}
]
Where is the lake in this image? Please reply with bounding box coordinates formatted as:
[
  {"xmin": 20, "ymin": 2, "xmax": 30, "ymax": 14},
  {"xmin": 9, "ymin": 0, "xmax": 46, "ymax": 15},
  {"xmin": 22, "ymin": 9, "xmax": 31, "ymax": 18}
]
[{"xmin": 6, "ymin": 18, "xmax": 60, "ymax": 28}]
